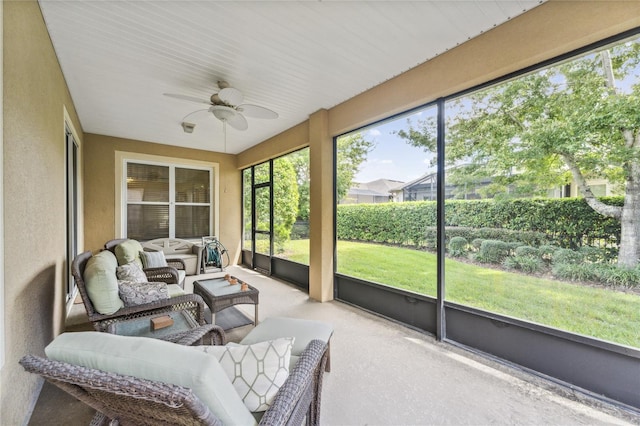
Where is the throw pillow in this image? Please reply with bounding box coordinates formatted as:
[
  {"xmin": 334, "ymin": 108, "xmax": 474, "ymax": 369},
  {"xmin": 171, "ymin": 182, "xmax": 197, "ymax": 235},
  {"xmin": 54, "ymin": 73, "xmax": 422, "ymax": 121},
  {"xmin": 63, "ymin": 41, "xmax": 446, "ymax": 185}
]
[
  {"xmin": 139, "ymin": 250, "xmax": 168, "ymax": 268},
  {"xmin": 84, "ymin": 250, "xmax": 124, "ymax": 315},
  {"xmin": 118, "ymin": 281, "xmax": 169, "ymax": 306},
  {"xmin": 195, "ymin": 337, "xmax": 294, "ymax": 412},
  {"xmin": 116, "ymin": 262, "xmax": 147, "ymax": 284},
  {"xmin": 114, "ymin": 239, "xmax": 144, "ymax": 268}
]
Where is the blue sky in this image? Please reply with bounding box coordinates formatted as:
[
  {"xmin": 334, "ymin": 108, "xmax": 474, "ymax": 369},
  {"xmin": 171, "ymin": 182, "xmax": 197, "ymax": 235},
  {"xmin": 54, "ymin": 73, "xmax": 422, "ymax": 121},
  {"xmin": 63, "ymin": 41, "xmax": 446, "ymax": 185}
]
[{"xmin": 354, "ymin": 109, "xmax": 437, "ymax": 184}]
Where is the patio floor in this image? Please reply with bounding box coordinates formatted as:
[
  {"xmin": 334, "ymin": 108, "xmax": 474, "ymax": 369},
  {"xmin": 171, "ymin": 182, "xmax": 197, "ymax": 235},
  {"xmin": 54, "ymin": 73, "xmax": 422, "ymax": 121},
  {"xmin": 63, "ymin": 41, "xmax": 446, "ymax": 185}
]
[{"xmin": 29, "ymin": 266, "xmax": 639, "ymax": 425}]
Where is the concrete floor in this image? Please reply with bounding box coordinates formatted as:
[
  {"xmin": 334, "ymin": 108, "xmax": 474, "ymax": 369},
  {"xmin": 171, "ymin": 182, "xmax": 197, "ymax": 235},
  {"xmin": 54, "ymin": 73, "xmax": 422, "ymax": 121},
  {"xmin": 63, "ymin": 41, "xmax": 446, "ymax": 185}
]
[{"xmin": 28, "ymin": 266, "xmax": 640, "ymax": 425}]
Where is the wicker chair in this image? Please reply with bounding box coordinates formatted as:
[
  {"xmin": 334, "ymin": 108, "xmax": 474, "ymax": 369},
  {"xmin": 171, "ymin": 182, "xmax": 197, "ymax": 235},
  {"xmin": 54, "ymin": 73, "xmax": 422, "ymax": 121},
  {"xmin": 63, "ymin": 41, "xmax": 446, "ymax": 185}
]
[
  {"xmin": 20, "ymin": 339, "xmax": 329, "ymax": 426},
  {"xmin": 72, "ymin": 251, "xmax": 207, "ymax": 333}
]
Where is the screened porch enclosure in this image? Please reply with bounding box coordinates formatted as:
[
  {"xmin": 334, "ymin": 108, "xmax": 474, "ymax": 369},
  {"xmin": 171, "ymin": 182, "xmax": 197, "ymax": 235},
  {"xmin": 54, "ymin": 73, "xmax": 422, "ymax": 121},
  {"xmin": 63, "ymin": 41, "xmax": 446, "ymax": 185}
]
[{"xmin": 241, "ymin": 29, "xmax": 640, "ymax": 411}]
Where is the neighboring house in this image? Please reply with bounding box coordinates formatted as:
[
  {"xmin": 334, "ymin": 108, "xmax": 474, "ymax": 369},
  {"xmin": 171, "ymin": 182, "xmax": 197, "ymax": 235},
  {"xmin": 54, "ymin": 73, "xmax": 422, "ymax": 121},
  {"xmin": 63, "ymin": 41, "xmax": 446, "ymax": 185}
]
[
  {"xmin": 391, "ymin": 169, "xmax": 492, "ymax": 202},
  {"xmin": 550, "ymin": 179, "xmax": 622, "ymax": 198},
  {"xmin": 395, "ymin": 171, "xmax": 621, "ymax": 202},
  {"xmin": 340, "ymin": 179, "xmax": 404, "ymax": 204}
]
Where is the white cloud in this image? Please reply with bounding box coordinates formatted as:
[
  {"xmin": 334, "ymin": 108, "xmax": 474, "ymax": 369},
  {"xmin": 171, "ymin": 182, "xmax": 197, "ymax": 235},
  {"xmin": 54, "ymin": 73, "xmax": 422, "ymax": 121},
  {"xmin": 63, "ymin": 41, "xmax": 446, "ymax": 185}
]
[{"xmin": 368, "ymin": 129, "xmax": 382, "ymax": 137}]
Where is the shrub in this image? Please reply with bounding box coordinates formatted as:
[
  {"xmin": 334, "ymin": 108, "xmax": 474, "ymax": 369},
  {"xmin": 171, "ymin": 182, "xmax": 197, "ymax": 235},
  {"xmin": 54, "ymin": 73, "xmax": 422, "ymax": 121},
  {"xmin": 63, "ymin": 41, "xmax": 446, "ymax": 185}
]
[
  {"xmin": 448, "ymin": 236, "xmax": 468, "ymax": 257},
  {"xmin": 514, "ymin": 246, "xmax": 540, "ymax": 258},
  {"xmin": 538, "ymin": 245, "xmax": 557, "ymax": 262},
  {"xmin": 552, "ymin": 248, "xmax": 584, "ymax": 265},
  {"xmin": 552, "ymin": 263, "xmax": 596, "ymax": 282},
  {"xmin": 579, "ymin": 246, "xmax": 607, "ymax": 263},
  {"xmin": 507, "ymin": 242, "xmax": 521, "ymax": 252},
  {"xmin": 290, "ymin": 221, "xmax": 309, "ymax": 239},
  {"xmin": 475, "ymin": 240, "xmax": 510, "ymax": 264},
  {"xmin": 504, "ymin": 255, "xmax": 545, "ymax": 273},
  {"xmin": 595, "ymin": 264, "xmax": 640, "ymax": 287},
  {"xmin": 471, "ymin": 238, "xmax": 484, "ymax": 251},
  {"xmin": 552, "ymin": 262, "xmax": 640, "ymax": 288},
  {"xmin": 337, "ymin": 197, "xmax": 622, "ymax": 252}
]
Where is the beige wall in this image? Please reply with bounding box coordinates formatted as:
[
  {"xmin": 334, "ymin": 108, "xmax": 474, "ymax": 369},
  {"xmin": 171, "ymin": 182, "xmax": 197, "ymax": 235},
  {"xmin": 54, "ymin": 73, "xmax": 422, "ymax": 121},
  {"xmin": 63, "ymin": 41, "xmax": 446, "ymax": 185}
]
[
  {"xmin": 2, "ymin": 1, "xmax": 83, "ymax": 424},
  {"xmin": 239, "ymin": 0, "xmax": 640, "ymax": 301},
  {"xmin": 83, "ymin": 133, "xmax": 242, "ymax": 262},
  {"xmin": 237, "ymin": 121, "xmax": 309, "ymax": 168}
]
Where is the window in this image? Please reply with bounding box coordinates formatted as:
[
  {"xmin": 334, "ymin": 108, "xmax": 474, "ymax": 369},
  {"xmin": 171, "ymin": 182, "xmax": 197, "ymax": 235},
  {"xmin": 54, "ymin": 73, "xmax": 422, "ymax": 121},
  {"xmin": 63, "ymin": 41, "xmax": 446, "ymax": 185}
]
[
  {"xmin": 66, "ymin": 125, "xmax": 79, "ymax": 302},
  {"xmin": 242, "ymin": 148, "xmax": 310, "ymax": 265},
  {"xmin": 335, "ymin": 108, "xmax": 438, "ymax": 296},
  {"xmin": 439, "ymin": 35, "xmax": 640, "ymax": 349},
  {"xmin": 117, "ymin": 152, "xmax": 217, "ymax": 241},
  {"xmin": 333, "ymin": 34, "xmax": 640, "ymax": 350},
  {"xmin": 242, "ymin": 168, "xmax": 252, "ymax": 250},
  {"xmin": 273, "ymin": 149, "xmax": 309, "ymax": 263}
]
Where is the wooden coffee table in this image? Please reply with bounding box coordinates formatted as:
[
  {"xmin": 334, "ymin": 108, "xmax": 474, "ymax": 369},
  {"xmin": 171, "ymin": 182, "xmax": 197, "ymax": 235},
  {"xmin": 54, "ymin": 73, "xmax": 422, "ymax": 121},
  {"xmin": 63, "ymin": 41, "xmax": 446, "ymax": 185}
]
[{"xmin": 193, "ymin": 276, "xmax": 259, "ymax": 326}]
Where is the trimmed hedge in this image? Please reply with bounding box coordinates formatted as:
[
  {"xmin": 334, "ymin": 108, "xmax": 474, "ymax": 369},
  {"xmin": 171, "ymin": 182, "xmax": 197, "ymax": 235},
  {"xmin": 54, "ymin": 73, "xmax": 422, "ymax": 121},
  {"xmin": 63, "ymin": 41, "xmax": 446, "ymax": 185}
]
[
  {"xmin": 447, "ymin": 236, "xmax": 468, "ymax": 257},
  {"xmin": 336, "ymin": 197, "xmax": 622, "ymax": 251}
]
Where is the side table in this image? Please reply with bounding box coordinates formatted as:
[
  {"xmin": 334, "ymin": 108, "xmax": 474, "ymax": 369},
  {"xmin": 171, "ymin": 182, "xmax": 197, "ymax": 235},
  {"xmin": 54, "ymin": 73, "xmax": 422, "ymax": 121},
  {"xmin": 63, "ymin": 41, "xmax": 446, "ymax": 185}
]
[{"xmin": 193, "ymin": 277, "xmax": 259, "ymax": 326}]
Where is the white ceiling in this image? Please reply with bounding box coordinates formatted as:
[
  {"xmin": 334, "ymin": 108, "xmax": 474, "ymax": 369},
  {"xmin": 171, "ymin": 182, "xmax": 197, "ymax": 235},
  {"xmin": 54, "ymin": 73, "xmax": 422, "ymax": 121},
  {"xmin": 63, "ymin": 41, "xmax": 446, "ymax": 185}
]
[{"xmin": 39, "ymin": 0, "xmax": 543, "ymax": 154}]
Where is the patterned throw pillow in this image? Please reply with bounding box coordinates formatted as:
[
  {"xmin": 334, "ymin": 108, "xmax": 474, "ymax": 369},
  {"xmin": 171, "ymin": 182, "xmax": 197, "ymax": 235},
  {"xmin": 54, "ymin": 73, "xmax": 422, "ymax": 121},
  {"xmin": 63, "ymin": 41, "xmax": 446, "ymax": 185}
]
[
  {"xmin": 118, "ymin": 281, "xmax": 169, "ymax": 307},
  {"xmin": 139, "ymin": 251, "xmax": 168, "ymax": 268},
  {"xmin": 116, "ymin": 262, "xmax": 147, "ymax": 284},
  {"xmin": 195, "ymin": 337, "xmax": 294, "ymax": 412}
]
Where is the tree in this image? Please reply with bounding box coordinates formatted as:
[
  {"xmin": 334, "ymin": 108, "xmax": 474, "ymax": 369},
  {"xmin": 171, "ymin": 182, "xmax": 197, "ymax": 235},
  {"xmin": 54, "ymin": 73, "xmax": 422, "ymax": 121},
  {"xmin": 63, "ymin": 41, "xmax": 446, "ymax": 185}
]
[
  {"xmin": 336, "ymin": 133, "xmax": 375, "ymax": 202},
  {"xmin": 253, "ymin": 158, "xmax": 299, "ymax": 253},
  {"xmin": 397, "ymin": 37, "xmax": 640, "ymax": 267},
  {"xmin": 287, "ymin": 149, "xmax": 310, "ymax": 221},
  {"xmin": 288, "ymin": 134, "xmax": 374, "ymax": 219}
]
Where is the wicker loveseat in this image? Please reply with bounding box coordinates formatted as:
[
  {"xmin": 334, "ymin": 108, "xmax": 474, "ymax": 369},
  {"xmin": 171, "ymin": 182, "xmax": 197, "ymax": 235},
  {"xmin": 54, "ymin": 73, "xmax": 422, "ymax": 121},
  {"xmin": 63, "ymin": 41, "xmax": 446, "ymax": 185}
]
[
  {"xmin": 20, "ymin": 331, "xmax": 329, "ymax": 425},
  {"xmin": 72, "ymin": 250, "xmax": 207, "ymax": 333}
]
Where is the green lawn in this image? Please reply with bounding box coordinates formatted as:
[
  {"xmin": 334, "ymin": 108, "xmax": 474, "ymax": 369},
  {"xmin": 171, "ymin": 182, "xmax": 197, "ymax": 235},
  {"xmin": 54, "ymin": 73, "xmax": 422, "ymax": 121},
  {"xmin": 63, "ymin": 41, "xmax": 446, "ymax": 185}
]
[{"xmin": 282, "ymin": 239, "xmax": 640, "ymax": 348}]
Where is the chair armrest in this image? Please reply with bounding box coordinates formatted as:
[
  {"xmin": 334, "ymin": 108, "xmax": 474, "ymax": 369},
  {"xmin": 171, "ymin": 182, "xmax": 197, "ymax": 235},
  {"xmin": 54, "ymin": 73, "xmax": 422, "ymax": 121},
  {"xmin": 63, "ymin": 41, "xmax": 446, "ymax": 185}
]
[
  {"xmin": 164, "ymin": 324, "xmax": 227, "ymax": 346},
  {"xmin": 259, "ymin": 339, "xmax": 328, "ymax": 426},
  {"xmin": 92, "ymin": 294, "xmax": 207, "ymax": 332},
  {"xmin": 144, "ymin": 266, "xmax": 180, "ymax": 285},
  {"xmin": 165, "ymin": 258, "xmax": 186, "ymax": 271},
  {"xmin": 192, "ymin": 245, "xmax": 204, "ymax": 274}
]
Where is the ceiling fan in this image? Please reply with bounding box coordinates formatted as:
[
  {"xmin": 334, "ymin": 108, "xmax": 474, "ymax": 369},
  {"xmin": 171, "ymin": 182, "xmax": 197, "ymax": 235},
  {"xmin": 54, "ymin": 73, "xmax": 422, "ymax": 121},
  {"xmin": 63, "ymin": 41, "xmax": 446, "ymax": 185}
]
[{"xmin": 164, "ymin": 81, "xmax": 278, "ymax": 131}]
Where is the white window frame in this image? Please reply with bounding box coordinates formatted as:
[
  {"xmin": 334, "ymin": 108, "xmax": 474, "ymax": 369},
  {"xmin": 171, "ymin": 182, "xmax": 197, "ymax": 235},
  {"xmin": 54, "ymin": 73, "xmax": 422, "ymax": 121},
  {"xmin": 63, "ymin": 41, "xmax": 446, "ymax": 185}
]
[
  {"xmin": 64, "ymin": 107, "xmax": 82, "ymax": 313},
  {"xmin": 115, "ymin": 151, "xmax": 219, "ymax": 241}
]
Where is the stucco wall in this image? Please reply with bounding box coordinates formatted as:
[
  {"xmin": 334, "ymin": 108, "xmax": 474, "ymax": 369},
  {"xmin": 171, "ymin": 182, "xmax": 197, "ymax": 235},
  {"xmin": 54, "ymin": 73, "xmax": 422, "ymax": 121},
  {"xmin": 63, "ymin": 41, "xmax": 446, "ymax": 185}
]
[
  {"xmin": 83, "ymin": 133, "xmax": 241, "ymax": 262},
  {"xmin": 2, "ymin": 1, "xmax": 83, "ymax": 424}
]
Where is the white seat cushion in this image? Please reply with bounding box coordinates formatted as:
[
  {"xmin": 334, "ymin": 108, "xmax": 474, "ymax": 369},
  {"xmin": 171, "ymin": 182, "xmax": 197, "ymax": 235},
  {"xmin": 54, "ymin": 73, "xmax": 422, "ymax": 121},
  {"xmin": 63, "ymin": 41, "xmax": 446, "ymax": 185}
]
[
  {"xmin": 167, "ymin": 284, "xmax": 185, "ymax": 298},
  {"xmin": 45, "ymin": 332, "xmax": 256, "ymax": 426},
  {"xmin": 166, "ymin": 253, "xmax": 198, "ymax": 276},
  {"xmin": 240, "ymin": 317, "xmax": 333, "ymax": 357}
]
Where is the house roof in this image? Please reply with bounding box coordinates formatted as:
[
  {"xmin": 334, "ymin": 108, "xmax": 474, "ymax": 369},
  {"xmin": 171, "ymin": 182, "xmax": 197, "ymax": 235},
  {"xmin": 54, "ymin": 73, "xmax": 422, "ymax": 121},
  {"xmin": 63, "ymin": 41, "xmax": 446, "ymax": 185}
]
[{"xmin": 348, "ymin": 188, "xmax": 389, "ymax": 198}]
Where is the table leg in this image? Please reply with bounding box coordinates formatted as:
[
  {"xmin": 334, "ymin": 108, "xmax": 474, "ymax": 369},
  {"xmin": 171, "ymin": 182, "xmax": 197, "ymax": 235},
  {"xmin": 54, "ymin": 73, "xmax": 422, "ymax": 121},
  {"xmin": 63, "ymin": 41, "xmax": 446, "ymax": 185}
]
[{"xmin": 254, "ymin": 304, "xmax": 259, "ymax": 326}]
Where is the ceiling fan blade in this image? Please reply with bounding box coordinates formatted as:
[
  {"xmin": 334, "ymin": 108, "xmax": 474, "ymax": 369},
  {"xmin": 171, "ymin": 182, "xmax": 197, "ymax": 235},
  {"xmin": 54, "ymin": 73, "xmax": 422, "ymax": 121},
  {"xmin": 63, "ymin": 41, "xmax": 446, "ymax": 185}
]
[
  {"xmin": 163, "ymin": 93, "xmax": 211, "ymax": 105},
  {"xmin": 218, "ymin": 87, "xmax": 244, "ymax": 105},
  {"xmin": 237, "ymin": 104, "xmax": 279, "ymax": 119},
  {"xmin": 226, "ymin": 112, "xmax": 248, "ymax": 131}
]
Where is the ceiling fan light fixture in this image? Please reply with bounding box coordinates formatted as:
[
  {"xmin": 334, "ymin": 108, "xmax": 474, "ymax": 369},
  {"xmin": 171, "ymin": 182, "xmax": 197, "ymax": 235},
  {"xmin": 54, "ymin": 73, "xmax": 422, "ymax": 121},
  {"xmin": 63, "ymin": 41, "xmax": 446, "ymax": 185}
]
[{"xmin": 209, "ymin": 105, "xmax": 236, "ymax": 122}]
